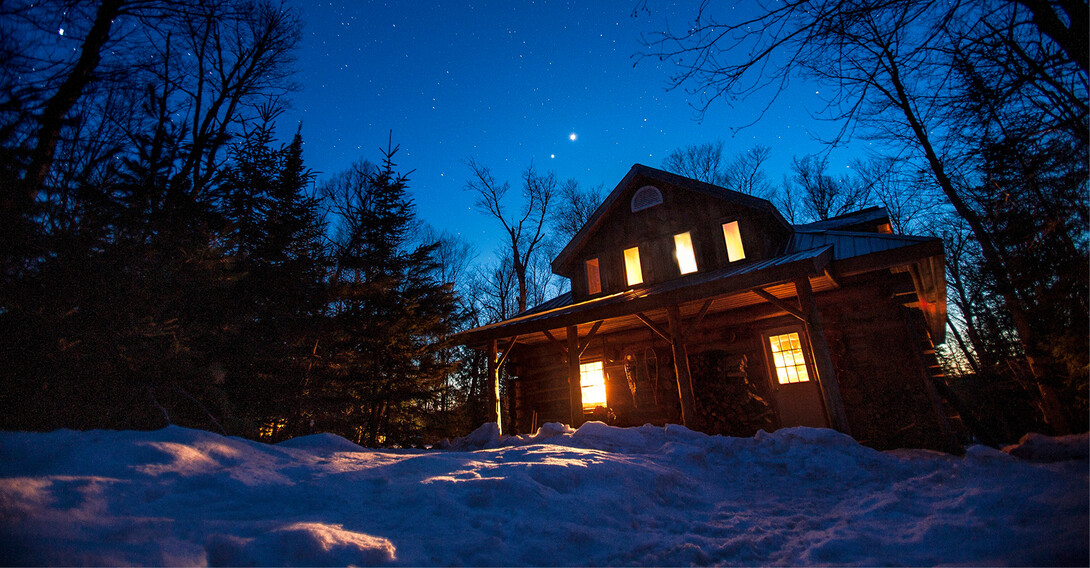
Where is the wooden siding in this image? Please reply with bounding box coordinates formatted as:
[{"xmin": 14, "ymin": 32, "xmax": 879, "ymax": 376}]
[
  {"xmin": 565, "ymin": 183, "xmax": 791, "ymax": 300},
  {"xmin": 503, "ymin": 270, "xmax": 954, "ymax": 451}
]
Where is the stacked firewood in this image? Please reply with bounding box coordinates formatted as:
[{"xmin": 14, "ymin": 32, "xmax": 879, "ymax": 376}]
[{"xmin": 690, "ymin": 351, "xmax": 777, "ymax": 437}]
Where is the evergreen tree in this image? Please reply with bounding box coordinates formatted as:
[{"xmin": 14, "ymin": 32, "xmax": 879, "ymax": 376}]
[
  {"xmin": 319, "ymin": 142, "xmax": 458, "ymax": 446},
  {"xmin": 219, "ymin": 117, "xmax": 327, "ymax": 439}
]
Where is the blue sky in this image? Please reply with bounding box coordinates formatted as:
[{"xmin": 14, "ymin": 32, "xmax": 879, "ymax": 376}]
[{"xmin": 281, "ymin": 0, "xmax": 868, "ymax": 256}]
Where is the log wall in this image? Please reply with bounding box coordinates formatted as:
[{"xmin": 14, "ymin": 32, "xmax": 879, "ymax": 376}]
[{"xmin": 506, "ymin": 270, "xmax": 953, "ymax": 450}]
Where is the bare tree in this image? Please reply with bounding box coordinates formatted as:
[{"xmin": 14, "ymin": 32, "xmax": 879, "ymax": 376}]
[
  {"xmin": 662, "ymin": 141, "xmax": 774, "ymax": 199},
  {"xmin": 778, "ymin": 154, "xmax": 871, "ymax": 222},
  {"xmin": 724, "ymin": 145, "xmax": 774, "ymax": 200},
  {"xmin": 464, "ymin": 159, "xmax": 555, "ymax": 314},
  {"xmin": 641, "ymin": 0, "xmax": 1086, "ymax": 432},
  {"xmin": 550, "ymin": 179, "xmax": 603, "ymax": 249},
  {"xmin": 851, "ymin": 156, "xmax": 942, "ymax": 234},
  {"xmin": 7, "ymin": 0, "xmax": 301, "ymax": 205},
  {"xmin": 661, "ymin": 140, "xmax": 727, "ymax": 186}
]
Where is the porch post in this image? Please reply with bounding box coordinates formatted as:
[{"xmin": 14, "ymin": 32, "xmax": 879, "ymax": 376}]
[
  {"xmin": 795, "ymin": 276, "xmax": 851, "ymax": 435},
  {"xmin": 566, "ymin": 325, "xmax": 584, "ymax": 427},
  {"xmin": 666, "ymin": 305, "xmax": 699, "ymax": 430},
  {"xmin": 487, "ymin": 339, "xmax": 502, "ymax": 433}
]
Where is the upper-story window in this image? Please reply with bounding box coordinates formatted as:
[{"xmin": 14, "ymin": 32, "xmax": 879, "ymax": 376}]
[
  {"xmin": 623, "ymin": 246, "xmax": 643, "ymax": 286},
  {"xmin": 631, "ymin": 185, "xmax": 663, "ymax": 212},
  {"xmin": 722, "ymin": 221, "xmax": 746, "ymax": 262},
  {"xmin": 674, "ymin": 232, "xmax": 698, "ymax": 275},
  {"xmin": 585, "ymin": 258, "xmax": 601, "ymax": 295}
]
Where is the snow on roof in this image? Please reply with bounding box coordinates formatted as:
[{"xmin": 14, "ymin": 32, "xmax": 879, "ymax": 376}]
[{"xmin": 1, "ymin": 424, "xmax": 1086, "ymax": 565}]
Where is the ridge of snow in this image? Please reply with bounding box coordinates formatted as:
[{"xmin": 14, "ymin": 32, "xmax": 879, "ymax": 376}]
[{"xmin": 1, "ymin": 423, "xmax": 1086, "ymax": 566}]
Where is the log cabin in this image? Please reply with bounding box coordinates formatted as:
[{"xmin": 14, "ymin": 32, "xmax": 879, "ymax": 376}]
[{"xmin": 457, "ymin": 164, "xmax": 957, "ymax": 451}]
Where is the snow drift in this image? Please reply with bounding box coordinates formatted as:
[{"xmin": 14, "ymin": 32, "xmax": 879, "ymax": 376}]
[{"xmin": 1, "ymin": 423, "xmax": 1086, "ymax": 566}]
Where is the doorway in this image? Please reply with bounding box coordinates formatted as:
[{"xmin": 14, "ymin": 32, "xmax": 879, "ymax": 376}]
[{"xmin": 762, "ymin": 328, "xmax": 828, "ymax": 428}]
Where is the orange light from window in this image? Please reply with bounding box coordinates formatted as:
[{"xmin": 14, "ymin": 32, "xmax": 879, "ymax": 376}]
[
  {"xmin": 579, "ymin": 361, "xmax": 607, "ymax": 410},
  {"xmin": 769, "ymin": 332, "xmax": 810, "ymax": 384},
  {"xmin": 723, "ymin": 221, "xmax": 745, "ymax": 262},
  {"xmin": 624, "ymin": 246, "xmax": 643, "ymax": 286},
  {"xmin": 585, "ymin": 258, "xmax": 601, "ymax": 294},
  {"xmin": 674, "ymin": 232, "xmax": 698, "ymax": 274}
]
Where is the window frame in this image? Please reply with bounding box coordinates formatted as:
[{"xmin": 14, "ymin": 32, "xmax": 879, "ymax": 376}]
[
  {"xmin": 623, "ymin": 245, "xmax": 643, "ymax": 287},
  {"xmin": 630, "ymin": 185, "xmax": 664, "ymax": 212},
  {"xmin": 673, "ymin": 231, "xmax": 698, "ymax": 275},
  {"xmin": 578, "ymin": 360, "xmax": 608, "ymax": 411},
  {"xmin": 760, "ymin": 325, "xmax": 816, "ymax": 387},
  {"xmin": 721, "ymin": 219, "xmax": 746, "ymax": 263},
  {"xmin": 585, "ymin": 257, "xmax": 601, "ymax": 295}
]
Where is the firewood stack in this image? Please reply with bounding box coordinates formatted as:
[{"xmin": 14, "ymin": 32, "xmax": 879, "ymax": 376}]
[{"xmin": 690, "ymin": 351, "xmax": 777, "ymax": 437}]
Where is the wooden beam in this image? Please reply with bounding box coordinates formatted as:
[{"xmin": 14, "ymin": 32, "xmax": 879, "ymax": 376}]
[
  {"xmin": 456, "ymin": 247, "xmax": 834, "ymax": 346},
  {"xmin": 682, "ymin": 299, "xmax": 714, "ymax": 340},
  {"xmin": 487, "ymin": 339, "xmax": 502, "ymax": 433},
  {"xmin": 752, "ymin": 288, "xmax": 805, "ymax": 321},
  {"xmin": 795, "ymin": 277, "xmax": 851, "ymax": 435},
  {"xmin": 902, "ymin": 308, "xmax": 959, "ymax": 452},
  {"xmin": 566, "ymin": 325, "xmax": 583, "ymax": 428},
  {"xmin": 666, "ymin": 305, "xmax": 698, "ymax": 430},
  {"xmin": 496, "ymin": 335, "xmax": 520, "ymax": 368},
  {"xmin": 634, "ymin": 312, "xmax": 671, "ymax": 343},
  {"xmin": 578, "ymin": 320, "xmax": 603, "ymax": 358},
  {"xmin": 542, "ymin": 329, "xmax": 567, "ymax": 358}
]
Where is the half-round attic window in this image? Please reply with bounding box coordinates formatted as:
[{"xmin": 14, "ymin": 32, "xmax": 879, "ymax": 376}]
[{"xmin": 631, "ymin": 185, "xmax": 663, "ymax": 212}]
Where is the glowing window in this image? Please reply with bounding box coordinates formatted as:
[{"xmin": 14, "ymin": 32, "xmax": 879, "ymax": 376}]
[
  {"xmin": 631, "ymin": 185, "xmax": 663, "ymax": 212},
  {"xmin": 579, "ymin": 361, "xmax": 607, "ymax": 410},
  {"xmin": 769, "ymin": 332, "xmax": 810, "ymax": 384},
  {"xmin": 624, "ymin": 246, "xmax": 643, "ymax": 286},
  {"xmin": 723, "ymin": 221, "xmax": 745, "ymax": 262},
  {"xmin": 674, "ymin": 232, "xmax": 698, "ymax": 275},
  {"xmin": 585, "ymin": 258, "xmax": 601, "ymax": 295}
]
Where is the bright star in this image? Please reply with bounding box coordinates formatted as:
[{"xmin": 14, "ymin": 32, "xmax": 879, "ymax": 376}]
[
  {"xmin": 550, "ymin": 154, "xmax": 556, "ymax": 159},
  {"xmin": 569, "ymin": 132, "xmax": 577, "ymax": 141}
]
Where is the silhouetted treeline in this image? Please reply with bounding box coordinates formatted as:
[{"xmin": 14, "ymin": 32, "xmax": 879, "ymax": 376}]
[
  {"xmin": 645, "ymin": 0, "xmax": 1088, "ymax": 439},
  {"xmin": 0, "ymin": 0, "xmax": 485, "ymax": 445}
]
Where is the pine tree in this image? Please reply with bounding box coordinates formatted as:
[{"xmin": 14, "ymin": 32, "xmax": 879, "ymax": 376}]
[
  {"xmin": 319, "ymin": 141, "xmax": 458, "ymax": 446},
  {"xmin": 219, "ymin": 118, "xmax": 327, "ymax": 439}
]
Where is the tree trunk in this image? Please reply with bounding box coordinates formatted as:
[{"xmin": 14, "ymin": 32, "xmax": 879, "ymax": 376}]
[
  {"xmin": 884, "ymin": 50, "xmax": 1071, "ymax": 434},
  {"xmin": 25, "ymin": 0, "xmax": 125, "ymax": 194}
]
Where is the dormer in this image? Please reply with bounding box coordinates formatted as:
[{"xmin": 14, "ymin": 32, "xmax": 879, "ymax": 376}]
[{"xmin": 553, "ymin": 164, "xmax": 793, "ymax": 302}]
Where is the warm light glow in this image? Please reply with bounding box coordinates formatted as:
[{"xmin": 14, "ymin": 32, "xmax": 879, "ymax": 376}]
[
  {"xmin": 624, "ymin": 246, "xmax": 643, "ymax": 286},
  {"xmin": 579, "ymin": 361, "xmax": 607, "ymax": 410},
  {"xmin": 723, "ymin": 221, "xmax": 745, "ymax": 262},
  {"xmin": 585, "ymin": 258, "xmax": 601, "ymax": 295},
  {"xmin": 674, "ymin": 232, "xmax": 698, "ymax": 275},
  {"xmin": 769, "ymin": 332, "xmax": 810, "ymax": 384}
]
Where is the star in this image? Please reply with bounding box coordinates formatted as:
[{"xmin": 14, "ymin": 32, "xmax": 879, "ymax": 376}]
[{"xmin": 569, "ymin": 132, "xmax": 577, "ymax": 141}]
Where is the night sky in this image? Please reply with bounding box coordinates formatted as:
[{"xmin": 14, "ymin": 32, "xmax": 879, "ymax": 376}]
[{"xmin": 281, "ymin": 0, "xmax": 868, "ymax": 256}]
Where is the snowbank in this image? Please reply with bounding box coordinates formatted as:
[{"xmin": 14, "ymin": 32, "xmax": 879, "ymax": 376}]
[{"xmin": 1, "ymin": 423, "xmax": 1086, "ymax": 566}]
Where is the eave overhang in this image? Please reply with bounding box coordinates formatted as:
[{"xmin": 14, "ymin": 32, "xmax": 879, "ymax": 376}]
[{"xmin": 457, "ymin": 245, "xmax": 834, "ymax": 348}]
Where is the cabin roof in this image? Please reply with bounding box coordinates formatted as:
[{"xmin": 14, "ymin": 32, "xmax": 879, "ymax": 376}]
[
  {"xmin": 551, "ymin": 163, "xmax": 790, "ymax": 274},
  {"xmin": 788, "ymin": 230, "xmax": 937, "ymax": 260},
  {"xmin": 792, "ymin": 206, "xmax": 890, "ymax": 232}
]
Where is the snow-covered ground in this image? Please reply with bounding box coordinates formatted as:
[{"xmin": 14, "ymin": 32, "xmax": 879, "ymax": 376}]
[{"xmin": 1, "ymin": 422, "xmax": 1086, "ymax": 566}]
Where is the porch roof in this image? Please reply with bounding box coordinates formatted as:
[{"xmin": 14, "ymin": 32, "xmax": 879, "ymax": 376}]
[{"xmin": 456, "ymin": 245, "xmax": 836, "ymax": 348}]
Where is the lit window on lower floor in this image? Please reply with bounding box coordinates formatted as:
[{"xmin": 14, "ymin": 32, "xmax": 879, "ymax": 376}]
[
  {"xmin": 769, "ymin": 332, "xmax": 810, "ymax": 384},
  {"xmin": 579, "ymin": 361, "xmax": 607, "ymax": 410}
]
